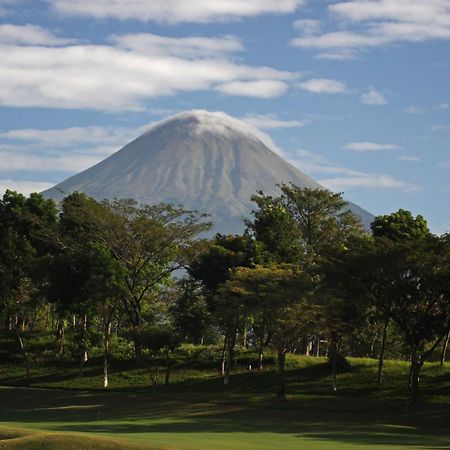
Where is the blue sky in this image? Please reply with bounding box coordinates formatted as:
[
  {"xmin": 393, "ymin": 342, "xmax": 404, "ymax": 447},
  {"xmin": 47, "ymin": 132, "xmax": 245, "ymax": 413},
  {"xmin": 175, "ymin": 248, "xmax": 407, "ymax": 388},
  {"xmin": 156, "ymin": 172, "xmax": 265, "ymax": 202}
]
[{"xmin": 0, "ymin": 0, "xmax": 449, "ymax": 233}]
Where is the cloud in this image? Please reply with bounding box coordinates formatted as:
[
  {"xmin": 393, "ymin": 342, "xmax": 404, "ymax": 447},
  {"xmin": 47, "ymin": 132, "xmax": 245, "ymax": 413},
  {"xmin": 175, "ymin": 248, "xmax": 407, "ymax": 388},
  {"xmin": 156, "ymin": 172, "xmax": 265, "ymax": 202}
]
[
  {"xmin": 345, "ymin": 142, "xmax": 401, "ymax": 152},
  {"xmin": 289, "ymin": 148, "xmax": 415, "ymax": 191},
  {"xmin": 439, "ymin": 103, "xmax": 449, "ymax": 109},
  {"xmin": 291, "ymin": 0, "xmax": 450, "ymax": 57},
  {"xmin": 438, "ymin": 160, "xmax": 450, "ymax": 169},
  {"xmin": 320, "ymin": 174, "xmax": 418, "ymax": 191},
  {"xmin": 242, "ymin": 114, "xmax": 307, "ymax": 129},
  {"xmin": 0, "ymin": 24, "xmax": 77, "ymax": 46},
  {"xmin": 215, "ymin": 80, "xmax": 289, "ymax": 98},
  {"xmin": 0, "ymin": 32, "xmax": 294, "ymax": 111},
  {"xmin": 294, "ymin": 19, "xmax": 322, "ymax": 36},
  {"xmin": 289, "ymin": 149, "xmax": 362, "ymax": 177},
  {"xmin": 0, "ymin": 148, "xmax": 106, "ymax": 172},
  {"xmin": 404, "ymin": 106, "xmax": 427, "ymax": 114},
  {"xmin": 48, "ymin": 0, "xmax": 305, "ymax": 23},
  {"xmin": 110, "ymin": 33, "xmax": 244, "ymax": 58},
  {"xmin": 0, "ymin": 125, "xmax": 141, "ymax": 148},
  {"xmin": 431, "ymin": 124, "xmax": 450, "ymax": 131},
  {"xmin": 397, "ymin": 155, "xmax": 421, "ymax": 162},
  {"xmin": 360, "ymin": 87, "xmax": 387, "ymax": 105},
  {"xmin": 0, "ymin": 179, "xmax": 54, "ymax": 196},
  {"xmin": 0, "ymin": 124, "xmax": 150, "ymax": 173},
  {"xmin": 296, "ymin": 78, "xmax": 348, "ymax": 94}
]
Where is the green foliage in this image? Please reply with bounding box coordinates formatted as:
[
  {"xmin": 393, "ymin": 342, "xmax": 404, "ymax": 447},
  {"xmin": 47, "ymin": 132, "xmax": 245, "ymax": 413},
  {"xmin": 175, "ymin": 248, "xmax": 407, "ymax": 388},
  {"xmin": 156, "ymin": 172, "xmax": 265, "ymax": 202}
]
[
  {"xmin": 371, "ymin": 208, "xmax": 430, "ymax": 241},
  {"xmin": 247, "ymin": 185, "xmax": 365, "ymax": 264}
]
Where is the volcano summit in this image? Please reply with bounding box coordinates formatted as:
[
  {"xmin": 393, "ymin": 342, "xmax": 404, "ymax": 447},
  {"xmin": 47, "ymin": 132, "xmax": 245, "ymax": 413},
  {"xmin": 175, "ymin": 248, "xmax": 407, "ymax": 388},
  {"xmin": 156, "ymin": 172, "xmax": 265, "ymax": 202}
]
[{"xmin": 43, "ymin": 110, "xmax": 373, "ymax": 233}]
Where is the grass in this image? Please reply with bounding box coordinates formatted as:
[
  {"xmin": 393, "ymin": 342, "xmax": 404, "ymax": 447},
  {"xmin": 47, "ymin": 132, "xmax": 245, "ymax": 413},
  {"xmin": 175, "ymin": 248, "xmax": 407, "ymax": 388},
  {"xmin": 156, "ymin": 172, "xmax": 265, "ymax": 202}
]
[
  {"xmin": 0, "ymin": 426, "xmax": 156, "ymax": 449},
  {"xmin": 0, "ymin": 354, "xmax": 449, "ymax": 449}
]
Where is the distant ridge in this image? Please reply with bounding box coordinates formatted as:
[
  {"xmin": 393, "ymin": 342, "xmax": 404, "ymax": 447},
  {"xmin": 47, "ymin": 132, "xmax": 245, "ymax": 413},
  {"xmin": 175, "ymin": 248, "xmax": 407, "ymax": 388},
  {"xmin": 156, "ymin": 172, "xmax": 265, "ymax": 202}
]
[{"xmin": 43, "ymin": 110, "xmax": 374, "ymax": 233}]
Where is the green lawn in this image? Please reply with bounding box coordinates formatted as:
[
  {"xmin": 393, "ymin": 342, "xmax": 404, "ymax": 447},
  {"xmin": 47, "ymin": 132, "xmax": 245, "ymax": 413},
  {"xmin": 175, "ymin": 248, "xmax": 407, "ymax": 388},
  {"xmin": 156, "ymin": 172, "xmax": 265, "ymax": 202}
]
[{"xmin": 0, "ymin": 357, "xmax": 449, "ymax": 449}]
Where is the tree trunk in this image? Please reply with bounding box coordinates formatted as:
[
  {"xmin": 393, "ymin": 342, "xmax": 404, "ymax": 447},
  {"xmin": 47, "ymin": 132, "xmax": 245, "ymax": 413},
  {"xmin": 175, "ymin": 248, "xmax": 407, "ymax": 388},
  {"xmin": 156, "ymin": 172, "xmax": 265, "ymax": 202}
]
[
  {"xmin": 79, "ymin": 315, "xmax": 88, "ymax": 377},
  {"xmin": 224, "ymin": 348, "xmax": 231, "ymax": 385},
  {"xmin": 131, "ymin": 304, "xmax": 143, "ymax": 361},
  {"xmin": 220, "ymin": 333, "xmax": 227, "ymax": 376},
  {"xmin": 103, "ymin": 321, "xmax": 111, "ymax": 389},
  {"xmin": 314, "ymin": 335, "xmax": 321, "ymax": 357},
  {"xmin": 151, "ymin": 362, "xmax": 159, "ymax": 385},
  {"xmin": 132, "ymin": 316, "xmax": 143, "ymax": 362},
  {"xmin": 369, "ymin": 331, "xmax": 378, "ymax": 358},
  {"xmin": 276, "ymin": 348, "xmax": 287, "ymax": 401},
  {"xmin": 377, "ymin": 316, "xmax": 389, "ymax": 385},
  {"xmin": 242, "ymin": 315, "xmax": 248, "ymax": 348},
  {"xmin": 165, "ymin": 363, "xmax": 171, "ymax": 386},
  {"xmin": 408, "ymin": 357, "xmax": 423, "ymax": 408},
  {"xmin": 440, "ymin": 330, "xmax": 450, "ymax": 366},
  {"xmin": 329, "ymin": 334, "xmax": 339, "ymax": 392},
  {"xmin": 258, "ymin": 326, "xmax": 264, "ymax": 371},
  {"xmin": 15, "ymin": 329, "xmax": 30, "ymax": 379},
  {"xmin": 56, "ymin": 321, "xmax": 64, "ymax": 357}
]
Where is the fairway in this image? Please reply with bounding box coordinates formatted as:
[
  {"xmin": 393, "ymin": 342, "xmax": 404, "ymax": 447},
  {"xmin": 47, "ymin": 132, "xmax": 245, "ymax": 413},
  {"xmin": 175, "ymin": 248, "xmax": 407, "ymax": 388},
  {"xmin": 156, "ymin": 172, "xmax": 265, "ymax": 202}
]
[{"xmin": 0, "ymin": 374, "xmax": 449, "ymax": 450}]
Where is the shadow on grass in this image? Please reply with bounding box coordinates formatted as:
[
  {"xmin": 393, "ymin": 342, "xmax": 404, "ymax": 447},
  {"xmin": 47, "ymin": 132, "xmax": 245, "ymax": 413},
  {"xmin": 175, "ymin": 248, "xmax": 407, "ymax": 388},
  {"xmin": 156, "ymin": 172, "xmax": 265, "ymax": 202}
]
[{"xmin": 0, "ymin": 383, "xmax": 449, "ymax": 449}]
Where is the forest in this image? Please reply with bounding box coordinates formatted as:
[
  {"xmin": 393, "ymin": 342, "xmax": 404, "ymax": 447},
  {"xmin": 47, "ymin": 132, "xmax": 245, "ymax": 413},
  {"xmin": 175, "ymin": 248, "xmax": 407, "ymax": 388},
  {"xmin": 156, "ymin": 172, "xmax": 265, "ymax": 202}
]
[{"xmin": 0, "ymin": 184, "xmax": 449, "ymax": 410}]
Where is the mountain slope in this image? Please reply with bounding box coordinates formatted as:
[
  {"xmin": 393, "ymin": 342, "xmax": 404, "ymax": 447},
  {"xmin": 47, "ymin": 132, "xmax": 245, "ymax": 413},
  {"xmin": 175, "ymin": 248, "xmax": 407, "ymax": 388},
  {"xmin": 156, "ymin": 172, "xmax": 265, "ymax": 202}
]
[{"xmin": 43, "ymin": 110, "xmax": 373, "ymax": 232}]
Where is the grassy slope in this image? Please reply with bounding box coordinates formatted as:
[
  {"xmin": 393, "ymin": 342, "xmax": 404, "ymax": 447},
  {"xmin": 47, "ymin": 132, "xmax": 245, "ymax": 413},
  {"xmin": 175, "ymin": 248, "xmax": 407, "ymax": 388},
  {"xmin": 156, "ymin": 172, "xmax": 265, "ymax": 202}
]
[
  {"xmin": 0, "ymin": 427, "xmax": 156, "ymax": 450},
  {"xmin": 0, "ymin": 357, "xmax": 449, "ymax": 449}
]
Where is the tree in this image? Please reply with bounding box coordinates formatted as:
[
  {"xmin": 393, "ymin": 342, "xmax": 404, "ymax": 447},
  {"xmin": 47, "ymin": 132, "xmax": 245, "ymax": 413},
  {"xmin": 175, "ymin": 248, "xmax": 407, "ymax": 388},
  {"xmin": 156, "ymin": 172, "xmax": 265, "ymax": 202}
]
[
  {"xmin": 219, "ymin": 265, "xmax": 312, "ymax": 400},
  {"xmin": 189, "ymin": 233, "xmax": 263, "ymax": 374},
  {"xmin": 247, "ymin": 185, "xmax": 366, "ymax": 373},
  {"xmin": 0, "ymin": 190, "xmax": 57, "ymax": 376},
  {"xmin": 371, "ymin": 209, "xmax": 430, "ymax": 241},
  {"xmin": 170, "ymin": 278, "xmax": 210, "ymax": 345},
  {"xmin": 371, "ymin": 209, "xmax": 430, "ymax": 384},
  {"xmin": 56, "ymin": 193, "xmax": 210, "ymax": 360},
  {"xmin": 353, "ymin": 237, "xmax": 450, "ymax": 406},
  {"xmin": 247, "ymin": 185, "xmax": 365, "ymax": 265}
]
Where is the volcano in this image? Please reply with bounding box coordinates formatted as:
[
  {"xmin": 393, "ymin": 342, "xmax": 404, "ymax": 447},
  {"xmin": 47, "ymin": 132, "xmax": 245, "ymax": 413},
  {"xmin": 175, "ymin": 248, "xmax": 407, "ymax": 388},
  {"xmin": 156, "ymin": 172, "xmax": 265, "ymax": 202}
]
[{"xmin": 43, "ymin": 110, "xmax": 373, "ymax": 233}]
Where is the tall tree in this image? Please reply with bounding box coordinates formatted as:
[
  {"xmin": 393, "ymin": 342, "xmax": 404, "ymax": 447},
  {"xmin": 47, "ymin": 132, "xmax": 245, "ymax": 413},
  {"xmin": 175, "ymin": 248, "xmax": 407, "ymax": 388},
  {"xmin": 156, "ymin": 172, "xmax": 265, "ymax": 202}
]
[
  {"xmin": 353, "ymin": 237, "xmax": 450, "ymax": 406},
  {"xmin": 247, "ymin": 185, "xmax": 365, "ymax": 265},
  {"xmin": 57, "ymin": 193, "xmax": 210, "ymax": 360},
  {"xmin": 0, "ymin": 190, "xmax": 57, "ymax": 375},
  {"xmin": 219, "ymin": 265, "xmax": 312, "ymax": 399},
  {"xmin": 371, "ymin": 209, "xmax": 430, "ymax": 384}
]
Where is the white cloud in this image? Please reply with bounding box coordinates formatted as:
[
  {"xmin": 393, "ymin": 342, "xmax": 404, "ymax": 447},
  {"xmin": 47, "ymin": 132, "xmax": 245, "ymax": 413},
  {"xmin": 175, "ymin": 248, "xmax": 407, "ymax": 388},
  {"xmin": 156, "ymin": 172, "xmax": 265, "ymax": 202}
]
[
  {"xmin": 289, "ymin": 149, "xmax": 362, "ymax": 177},
  {"xmin": 320, "ymin": 175, "xmax": 418, "ymax": 191},
  {"xmin": 242, "ymin": 114, "xmax": 307, "ymax": 129},
  {"xmin": 405, "ymin": 106, "xmax": 427, "ymax": 114},
  {"xmin": 215, "ymin": 80, "xmax": 289, "ymax": 98},
  {"xmin": 289, "ymin": 148, "xmax": 415, "ymax": 191},
  {"xmin": 291, "ymin": 0, "xmax": 450, "ymax": 56},
  {"xmin": 110, "ymin": 34, "xmax": 244, "ymax": 58},
  {"xmin": 438, "ymin": 160, "xmax": 450, "ymax": 169},
  {"xmin": 48, "ymin": 0, "xmax": 305, "ymax": 23},
  {"xmin": 294, "ymin": 19, "xmax": 321, "ymax": 36},
  {"xmin": 439, "ymin": 103, "xmax": 449, "ymax": 109},
  {"xmin": 296, "ymin": 78, "xmax": 348, "ymax": 94},
  {"xmin": 360, "ymin": 87, "xmax": 387, "ymax": 105},
  {"xmin": 345, "ymin": 142, "xmax": 401, "ymax": 152},
  {"xmin": 0, "ymin": 179, "xmax": 54, "ymax": 196},
  {"xmin": 0, "ymin": 24, "xmax": 77, "ymax": 46},
  {"xmin": 431, "ymin": 124, "xmax": 450, "ymax": 131},
  {"xmin": 397, "ymin": 155, "xmax": 421, "ymax": 162},
  {"xmin": 0, "ymin": 33, "xmax": 294, "ymax": 111},
  {"xmin": 0, "ymin": 149, "xmax": 105, "ymax": 172},
  {"xmin": 0, "ymin": 125, "xmax": 141, "ymax": 148},
  {"xmin": 0, "ymin": 124, "xmax": 151, "ymax": 173}
]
